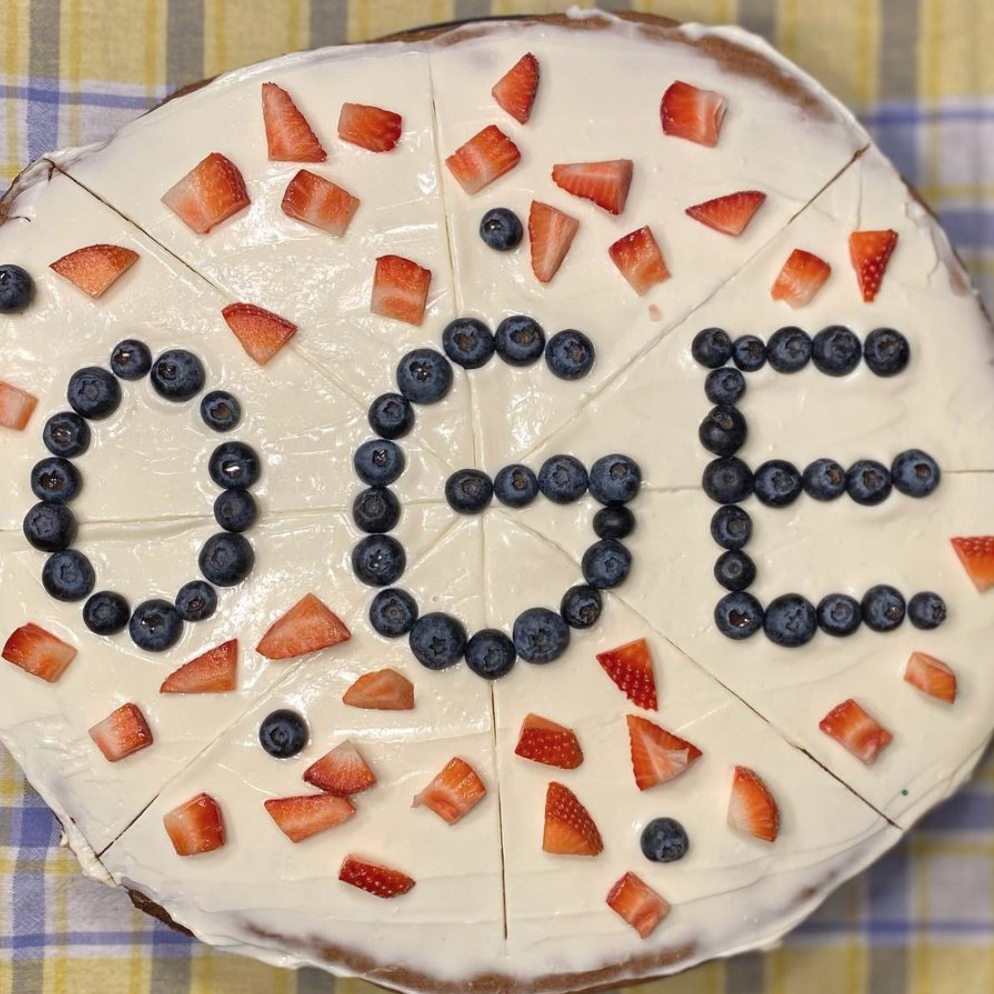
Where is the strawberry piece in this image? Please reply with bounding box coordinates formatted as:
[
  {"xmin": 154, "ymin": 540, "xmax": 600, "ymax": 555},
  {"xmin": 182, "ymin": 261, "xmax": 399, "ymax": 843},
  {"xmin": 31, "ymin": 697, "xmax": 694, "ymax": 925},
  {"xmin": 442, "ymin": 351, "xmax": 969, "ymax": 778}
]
[
  {"xmin": 514, "ymin": 713, "xmax": 583, "ymax": 770},
  {"xmin": 728, "ymin": 766, "xmax": 780, "ymax": 842},
  {"xmin": 343, "ymin": 668, "xmax": 414, "ymax": 710},
  {"xmin": 627, "ymin": 715, "xmax": 702, "ymax": 790},
  {"xmin": 371, "ymin": 254, "xmax": 432, "ymax": 325},
  {"xmin": 221, "ymin": 302, "xmax": 297, "ymax": 366},
  {"xmin": 660, "ymin": 81, "xmax": 727, "ymax": 147},
  {"xmin": 338, "ymin": 102, "xmax": 403, "ymax": 153},
  {"xmin": 163, "ymin": 792, "xmax": 225, "ymax": 856},
  {"xmin": 445, "ymin": 125, "xmax": 521, "ymax": 195},
  {"xmin": 819, "ymin": 699, "xmax": 893, "ymax": 765},
  {"xmin": 256, "ymin": 593, "xmax": 350, "ymax": 660},
  {"xmin": 606, "ymin": 872, "xmax": 670, "ymax": 938},
  {"xmin": 551, "ymin": 160, "xmax": 634, "ymax": 215},
  {"xmin": 0, "ymin": 380, "xmax": 38, "ymax": 431},
  {"xmin": 160, "ymin": 639, "xmax": 237, "ymax": 694},
  {"xmin": 261, "ymin": 82, "xmax": 326, "ymax": 162},
  {"xmin": 492, "ymin": 52, "xmax": 539, "ymax": 124},
  {"xmin": 281, "ymin": 169, "xmax": 360, "ymax": 237},
  {"xmin": 685, "ymin": 190, "xmax": 766, "ymax": 236},
  {"xmin": 50, "ymin": 244, "xmax": 139, "ymax": 298},
  {"xmin": 849, "ymin": 229, "xmax": 898, "ymax": 303},
  {"xmin": 543, "ymin": 781, "xmax": 603, "ymax": 856},
  {"xmin": 264, "ymin": 793, "xmax": 355, "ymax": 842},
  {"xmin": 161, "ymin": 152, "xmax": 250, "ymax": 234},
  {"xmin": 905, "ymin": 652, "xmax": 957, "ymax": 704},
  {"xmin": 413, "ymin": 757, "xmax": 487, "ymax": 825},
  {"xmin": 88, "ymin": 702, "xmax": 153, "ymax": 763},
  {"xmin": 528, "ymin": 201, "xmax": 580, "ymax": 284},
  {"xmin": 770, "ymin": 248, "xmax": 832, "ymax": 308},
  {"xmin": 339, "ymin": 854, "xmax": 415, "ymax": 898},
  {"xmin": 595, "ymin": 638, "xmax": 658, "ymax": 710},
  {"xmin": 950, "ymin": 536, "xmax": 994, "ymax": 592},
  {"xmin": 2, "ymin": 622, "xmax": 76, "ymax": 682},
  {"xmin": 304, "ymin": 740, "xmax": 377, "ymax": 796},
  {"xmin": 608, "ymin": 226, "xmax": 670, "ymax": 296}
]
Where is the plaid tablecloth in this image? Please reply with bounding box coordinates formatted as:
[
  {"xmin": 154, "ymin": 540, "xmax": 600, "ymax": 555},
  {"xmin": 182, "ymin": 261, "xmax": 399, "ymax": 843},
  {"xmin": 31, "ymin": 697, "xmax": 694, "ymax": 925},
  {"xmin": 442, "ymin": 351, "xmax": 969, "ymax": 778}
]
[{"xmin": 1, "ymin": 1, "xmax": 992, "ymax": 993}]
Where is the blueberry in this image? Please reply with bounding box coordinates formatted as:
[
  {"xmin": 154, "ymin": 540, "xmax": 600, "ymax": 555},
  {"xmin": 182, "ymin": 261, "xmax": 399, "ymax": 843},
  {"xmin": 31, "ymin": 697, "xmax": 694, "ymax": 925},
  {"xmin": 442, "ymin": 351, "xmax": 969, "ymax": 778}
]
[
  {"xmin": 589, "ymin": 454, "xmax": 642, "ymax": 506},
  {"xmin": 594, "ymin": 506, "xmax": 635, "ymax": 541},
  {"xmin": 259, "ymin": 710, "xmax": 308, "ymax": 759},
  {"xmin": 67, "ymin": 366, "xmax": 121, "ymax": 419},
  {"xmin": 705, "ymin": 367, "xmax": 746, "ymax": 405},
  {"xmin": 816, "ymin": 593, "xmax": 862, "ymax": 637},
  {"xmin": 495, "ymin": 315, "xmax": 546, "ymax": 366},
  {"xmin": 699, "ymin": 405, "xmax": 747, "ymax": 457},
  {"xmin": 175, "ymin": 580, "xmax": 218, "ymax": 622},
  {"xmin": 640, "ymin": 817, "xmax": 689, "ymax": 863},
  {"xmin": 129, "ymin": 598, "xmax": 183, "ymax": 651},
  {"xmin": 861, "ymin": 585, "xmax": 905, "ymax": 632},
  {"xmin": 409, "ymin": 612, "xmax": 466, "ymax": 670},
  {"xmin": 442, "ymin": 318, "xmax": 495, "ymax": 369},
  {"xmin": 714, "ymin": 550, "xmax": 756, "ymax": 591},
  {"xmin": 812, "ymin": 326, "xmax": 861, "ymax": 377},
  {"xmin": 368, "ymin": 393, "xmax": 414, "ymax": 440},
  {"xmin": 891, "ymin": 449, "xmax": 941, "ymax": 498},
  {"xmin": 732, "ymin": 334, "xmax": 766, "ymax": 372},
  {"xmin": 200, "ymin": 390, "xmax": 242, "ymax": 432},
  {"xmin": 710, "ymin": 505, "xmax": 751, "ymax": 550},
  {"xmin": 208, "ymin": 441, "xmax": 261, "ymax": 490},
  {"xmin": 803, "ymin": 458, "xmax": 846, "ymax": 501},
  {"xmin": 396, "ymin": 348, "xmax": 453, "ymax": 405},
  {"xmin": 538, "ymin": 455, "xmax": 588, "ymax": 503},
  {"xmin": 23, "ymin": 501, "xmax": 77, "ymax": 552},
  {"xmin": 581, "ymin": 539, "xmax": 632, "ymax": 589},
  {"xmin": 42, "ymin": 549, "xmax": 95, "ymax": 602},
  {"xmin": 369, "ymin": 588, "xmax": 419, "ymax": 637},
  {"xmin": 213, "ymin": 489, "xmax": 257, "ymax": 533},
  {"xmin": 42, "ymin": 412, "xmax": 90, "ymax": 458},
  {"xmin": 0, "ymin": 264, "xmax": 34, "ymax": 313},
  {"xmin": 480, "ymin": 208, "xmax": 523, "ymax": 251},
  {"xmin": 493, "ymin": 464, "xmax": 540, "ymax": 508},
  {"xmin": 691, "ymin": 327, "xmax": 732, "ymax": 369},
  {"xmin": 465, "ymin": 629, "xmax": 517, "ymax": 679},
  {"xmin": 546, "ymin": 329, "xmax": 595, "ymax": 380},
  {"xmin": 353, "ymin": 487, "xmax": 402, "ymax": 533},
  {"xmin": 763, "ymin": 593, "xmax": 817, "ymax": 647},
  {"xmin": 198, "ymin": 533, "xmax": 255, "ymax": 586},
  {"xmin": 83, "ymin": 591, "xmax": 130, "ymax": 636},
  {"xmin": 908, "ymin": 591, "xmax": 947, "ymax": 630},
  {"xmin": 864, "ymin": 328, "xmax": 910, "ymax": 377},
  {"xmin": 30, "ymin": 457, "xmax": 81, "ymax": 503},
  {"xmin": 109, "ymin": 339, "xmax": 152, "ymax": 380},
  {"xmin": 560, "ymin": 584, "xmax": 603, "ymax": 629},
  {"xmin": 352, "ymin": 534, "xmax": 406, "ymax": 587},
  {"xmin": 445, "ymin": 469, "xmax": 494, "ymax": 515},
  {"xmin": 767, "ymin": 327, "xmax": 812, "ymax": 373},
  {"xmin": 714, "ymin": 592, "xmax": 764, "ymax": 640},
  {"xmin": 150, "ymin": 349, "xmax": 205, "ymax": 401},
  {"xmin": 512, "ymin": 607, "xmax": 570, "ymax": 664},
  {"xmin": 354, "ymin": 439, "xmax": 405, "ymax": 487},
  {"xmin": 703, "ymin": 457, "xmax": 754, "ymax": 505},
  {"xmin": 846, "ymin": 460, "xmax": 892, "ymax": 506},
  {"xmin": 754, "ymin": 459, "xmax": 802, "ymax": 508}
]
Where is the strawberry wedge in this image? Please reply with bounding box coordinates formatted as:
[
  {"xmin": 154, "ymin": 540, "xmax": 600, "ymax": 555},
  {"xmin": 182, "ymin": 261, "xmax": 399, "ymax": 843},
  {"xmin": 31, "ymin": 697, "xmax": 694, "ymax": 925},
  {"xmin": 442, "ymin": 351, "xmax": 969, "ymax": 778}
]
[
  {"xmin": 905, "ymin": 652, "xmax": 957, "ymax": 704},
  {"xmin": 543, "ymin": 781, "xmax": 603, "ymax": 856},
  {"xmin": 950, "ymin": 536, "xmax": 994, "ymax": 592},
  {"xmin": 819, "ymin": 698, "xmax": 893, "ymax": 764},
  {"xmin": 164, "ymin": 793, "xmax": 225, "ymax": 856},
  {"xmin": 162, "ymin": 152, "xmax": 250, "ymax": 234},
  {"xmin": 728, "ymin": 766, "xmax": 780, "ymax": 842},
  {"xmin": 446, "ymin": 125, "xmax": 521, "ymax": 195},
  {"xmin": 492, "ymin": 52, "xmax": 539, "ymax": 124},
  {"xmin": 50, "ymin": 244, "xmax": 139, "ymax": 298},
  {"xmin": 338, "ymin": 103, "xmax": 402, "ymax": 153},
  {"xmin": 686, "ymin": 190, "xmax": 766, "ymax": 236},
  {"xmin": 0, "ymin": 380, "xmax": 38, "ymax": 431},
  {"xmin": 770, "ymin": 248, "xmax": 832, "ymax": 308},
  {"xmin": 256, "ymin": 593, "xmax": 350, "ymax": 660},
  {"xmin": 343, "ymin": 668, "xmax": 414, "ymax": 710},
  {"xmin": 627, "ymin": 714, "xmax": 702, "ymax": 790},
  {"xmin": 371, "ymin": 255, "xmax": 432, "ymax": 325},
  {"xmin": 609, "ymin": 226, "xmax": 670, "ymax": 296},
  {"xmin": 89, "ymin": 703, "xmax": 153, "ymax": 763},
  {"xmin": 552, "ymin": 160, "xmax": 633, "ymax": 215},
  {"xmin": 160, "ymin": 639, "xmax": 238, "ymax": 694},
  {"xmin": 2, "ymin": 623, "xmax": 76, "ymax": 682},
  {"xmin": 262, "ymin": 82, "xmax": 325, "ymax": 162},
  {"xmin": 281, "ymin": 169, "xmax": 360, "ymax": 237},
  {"xmin": 850, "ymin": 229, "xmax": 898, "ymax": 302},
  {"xmin": 528, "ymin": 201, "xmax": 579, "ymax": 284},
  {"xmin": 304, "ymin": 740, "xmax": 376, "ymax": 796},
  {"xmin": 514, "ymin": 713, "xmax": 584, "ymax": 770},
  {"xmin": 661, "ymin": 81, "xmax": 727, "ymax": 146},
  {"xmin": 339, "ymin": 855, "xmax": 415, "ymax": 898},
  {"xmin": 606, "ymin": 872, "xmax": 670, "ymax": 938},
  {"xmin": 595, "ymin": 638, "xmax": 658, "ymax": 710},
  {"xmin": 413, "ymin": 757, "xmax": 487, "ymax": 825},
  {"xmin": 265, "ymin": 794, "xmax": 355, "ymax": 842},
  {"xmin": 222, "ymin": 302, "xmax": 297, "ymax": 366}
]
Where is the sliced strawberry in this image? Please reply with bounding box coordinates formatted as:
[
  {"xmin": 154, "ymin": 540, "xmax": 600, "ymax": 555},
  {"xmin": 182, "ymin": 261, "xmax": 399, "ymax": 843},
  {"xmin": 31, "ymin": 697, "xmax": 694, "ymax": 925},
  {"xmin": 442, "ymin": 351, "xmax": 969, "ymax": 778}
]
[
  {"xmin": 686, "ymin": 190, "xmax": 766, "ymax": 236},
  {"xmin": 256, "ymin": 593, "xmax": 350, "ymax": 660},
  {"xmin": 161, "ymin": 152, "xmax": 250, "ymax": 234},
  {"xmin": 221, "ymin": 302, "xmax": 297, "ymax": 366},
  {"xmin": 606, "ymin": 871, "xmax": 670, "ymax": 938},
  {"xmin": 445, "ymin": 125, "xmax": 521, "ymax": 195},
  {"xmin": 770, "ymin": 248, "xmax": 832, "ymax": 308},
  {"xmin": 304, "ymin": 740, "xmax": 376, "ymax": 796},
  {"xmin": 261, "ymin": 82, "xmax": 326, "ymax": 162},
  {"xmin": 89, "ymin": 702, "xmax": 153, "ymax": 763},
  {"xmin": 728, "ymin": 766, "xmax": 780, "ymax": 842},
  {"xmin": 370, "ymin": 254, "xmax": 432, "ymax": 325},
  {"xmin": 343, "ymin": 668, "xmax": 414, "ymax": 710},
  {"xmin": 528, "ymin": 201, "xmax": 579, "ymax": 284},
  {"xmin": 2, "ymin": 622, "xmax": 76, "ymax": 682},
  {"xmin": 627, "ymin": 714, "xmax": 702, "ymax": 790},
  {"xmin": 281, "ymin": 169, "xmax": 360, "ymax": 237},
  {"xmin": 163, "ymin": 792, "xmax": 225, "ymax": 856},
  {"xmin": 950, "ymin": 536, "xmax": 994, "ymax": 592},
  {"xmin": 905, "ymin": 652, "xmax": 957, "ymax": 704},
  {"xmin": 608, "ymin": 226, "xmax": 670, "ymax": 296},
  {"xmin": 819, "ymin": 698, "xmax": 893, "ymax": 764},
  {"xmin": 551, "ymin": 160, "xmax": 633, "ymax": 215},
  {"xmin": 50, "ymin": 244, "xmax": 139, "ymax": 298},
  {"xmin": 514, "ymin": 713, "xmax": 584, "ymax": 770},
  {"xmin": 160, "ymin": 639, "xmax": 237, "ymax": 694},
  {"xmin": 849, "ymin": 229, "xmax": 898, "ymax": 302},
  {"xmin": 596, "ymin": 638, "xmax": 658, "ymax": 710},
  {"xmin": 413, "ymin": 757, "xmax": 487, "ymax": 825},
  {"xmin": 264, "ymin": 793, "xmax": 355, "ymax": 842},
  {"xmin": 543, "ymin": 781, "xmax": 603, "ymax": 856},
  {"xmin": 339, "ymin": 854, "xmax": 415, "ymax": 898},
  {"xmin": 338, "ymin": 102, "xmax": 403, "ymax": 153},
  {"xmin": 0, "ymin": 380, "xmax": 38, "ymax": 431},
  {"xmin": 492, "ymin": 52, "xmax": 539, "ymax": 124},
  {"xmin": 660, "ymin": 81, "xmax": 727, "ymax": 147}
]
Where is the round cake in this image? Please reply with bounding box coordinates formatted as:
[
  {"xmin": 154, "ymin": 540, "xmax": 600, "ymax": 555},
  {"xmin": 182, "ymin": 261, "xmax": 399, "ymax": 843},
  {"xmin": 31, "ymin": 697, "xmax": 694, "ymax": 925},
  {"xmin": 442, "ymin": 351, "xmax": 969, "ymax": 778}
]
[{"xmin": 1, "ymin": 9, "xmax": 993, "ymax": 992}]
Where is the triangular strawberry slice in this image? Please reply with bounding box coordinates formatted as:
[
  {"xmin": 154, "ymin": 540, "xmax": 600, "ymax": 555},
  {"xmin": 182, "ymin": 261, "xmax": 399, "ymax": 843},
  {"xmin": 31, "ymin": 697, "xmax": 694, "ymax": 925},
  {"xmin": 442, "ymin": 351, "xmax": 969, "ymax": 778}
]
[
  {"xmin": 256, "ymin": 593, "xmax": 350, "ymax": 660},
  {"xmin": 492, "ymin": 52, "xmax": 539, "ymax": 124},
  {"xmin": 685, "ymin": 190, "xmax": 766, "ymax": 236},
  {"xmin": 514, "ymin": 713, "xmax": 584, "ymax": 770},
  {"xmin": 626, "ymin": 714, "xmax": 702, "ymax": 790},
  {"xmin": 608, "ymin": 226, "xmax": 670, "ymax": 296},
  {"xmin": 0, "ymin": 379, "xmax": 38, "ymax": 431},
  {"xmin": 413, "ymin": 757, "xmax": 487, "ymax": 825},
  {"xmin": 50, "ymin": 244, "xmax": 139, "ymax": 298},
  {"xmin": 160, "ymin": 639, "xmax": 238, "ymax": 694},
  {"xmin": 2, "ymin": 622, "xmax": 76, "ymax": 682},
  {"xmin": 264, "ymin": 793, "xmax": 355, "ymax": 842},
  {"xmin": 163, "ymin": 792, "xmax": 225, "ymax": 856},
  {"xmin": 660, "ymin": 80, "xmax": 727, "ymax": 146},
  {"xmin": 551, "ymin": 160, "xmax": 634, "ymax": 215},
  {"xmin": 161, "ymin": 152, "xmax": 250, "ymax": 234},
  {"xmin": 343, "ymin": 668, "xmax": 415, "ymax": 710},
  {"xmin": 338, "ymin": 103, "xmax": 403, "ymax": 153},
  {"xmin": 950, "ymin": 536, "xmax": 994, "ymax": 592},
  {"xmin": 89, "ymin": 702, "xmax": 153, "ymax": 763},
  {"xmin": 770, "ymin": 248, "xmax": 832, "ymax": 308},
  {"xmin": 543, "ymin": 781, "xmax": 603, "ymax": 856},
  {"xmin": 304, "ymin": 740, "xmax": 376, "ymax": 796},
  {"xmin": 905, "ymin": 652, "xmax": 957, "ymax": 704},
  {"xmin": 819, "ymin": 698, "xmax": 892, "ymax": 764},
  {"xmin": 528, "ymin": 201, "xmax": 580, "ymax": 284},
  {"xmin": 728, "ymin": 766, "xmax": 780, "ymax": 842},
  {"xmin": 261, "ymin": 82, "xmax": 326, "ymax": 162},
  {"xmin": 606, "ymin": 871, "xmax": 670, "ymax": 938},
  {"xmin": 445, "ymin": 125, "xmax": 521, "ymax": 195},
  {"xmin": 595, "ymin": 638, "xmax": 658, "ymax": 710},
  {"xmin": 281, "ymin": 169, "xmax": 360, "ymax": 237},
  {"xmin": 221, "ymin": 302, "xmax": 297, "ymax": 366},
  {"xmin": 339, "ymin": 855, "xmax": 415, "ymax": 898},
  {"xmin": 849, "ymin": 229, "xmax": 898, "ymax": 302},
  {"xmin": 371, "ymin": 254, "xmax": 432, "ymax": 325}
]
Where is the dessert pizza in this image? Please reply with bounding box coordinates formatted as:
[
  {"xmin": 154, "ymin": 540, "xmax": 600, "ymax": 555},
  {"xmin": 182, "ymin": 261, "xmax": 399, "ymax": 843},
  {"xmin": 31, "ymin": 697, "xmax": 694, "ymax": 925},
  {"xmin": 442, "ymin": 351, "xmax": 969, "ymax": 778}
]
[{"xmin": 1, "ymin": 9, "xmax": 992, "ymax": 993}]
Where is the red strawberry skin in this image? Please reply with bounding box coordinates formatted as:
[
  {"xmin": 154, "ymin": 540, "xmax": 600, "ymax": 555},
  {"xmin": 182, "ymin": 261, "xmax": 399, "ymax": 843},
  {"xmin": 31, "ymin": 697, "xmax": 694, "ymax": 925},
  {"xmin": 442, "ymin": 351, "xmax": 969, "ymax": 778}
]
[
  {"xmin": 686, "ymin": 190, "xmax": 766, "ymax": 236},
  {"xmin": 528, "ymin": 201, "xmax": 580, "ymax": 284},
  {"xmin": 728, "ymin": 766, "xmax": 780, "ymax": 842},
  {"xmin": 262, "ymin": 82, "xmax": 326, "ymax": 162},
  {"xmin": 371, "ymin": 255, "xmax": 432, "ymax": 326},
  {"xmin": 304, "ymin": 740, "xmax": 377, "ymax": 796},
  {"xmin": 339, "ymin": 855, "xmax": 415, "ymax": 898},
  {"xmin": 160, "ymin": 639, "xmax": 238, "ymax": 694},
  {"xmin": 413, "ymin": 757, "xmax": 487, "ymax": 825},
  {"xmin": 595, "ymin": 638, "xmax": 658, "ymax": 710},
  {"xmin": 819, "ymin": 698, "xmax": 893, "ymax": 764},
  {"xmin": 551, "ymin": 160, "xmax": 634, "ymax": 215},
  {"xmin": 164, "ymin": 792, "xmax": 225, "ymax": 856},
  {"xmin": 446, "ymin": 125, "xmax": 521, "ymax": 195},
  {"xmin": 905, "ymin": 652, "xmax": 957, "ymax": 704},
  {"xmin": 770, "ymin": 248, "xmax": 832, "ymax": 308},
  {"xmin": 950, "ymin": 536, "xmax": 994, "ymax": 592},
  {"xmin": 338, "ymin": 103, "xmax": 403, "ymax": 153},
  {"xmin": 661, "ymin": 81, "xmax": 727, "ymax": 146},
  {"xmin": 281, "ymin": 169, "xmax": 360, "ymax": 237},
  {"xmin": 514, "ymin": 713, "xmax": 584, "ymax": 770},
  {"xmin": 0, "ymin": 380, "xmax": 39, "ymax": 431},
  {"xmin": 608, "ymin": 226, "xmax": 670, "ymax": 296},
  {"xmin": 627, "ymin": 714, "xmax": 702, "ymax": 790},
  {"xmin": 50, "ymin": 244, "xmax": 139, "ymax": 298},
  {"xmin": 222, "ymin": 302, "xmax": 297, "ymax": 366},
  {"xmin": 256, "ymin": 593, "xmax": 350, "ymax": 660},
  {"xmin": 542, "ymin": 781, "xmax": 603, "ymax": 856},
  {"xmin": 849, "ymin": 229, "xmax": 898, "ymax": 302},
  {"xmin": 161, "ymin": 152, "xmax": 250, "ymax": 234},
  {"xmin": 265, "ymin": 793, "xmax": 355, "ymax": 842},
  {"xmin": 492, "ymin": 52, "xmax": 539, "ymax": 124},
  {"xmin": 2, "ymin": 623, "xmax": 76, "ymax": 682},
  {"xmin": 606, "ymin": 871, "xmax": 670, "ymax": 938},
  {"xmin": 343, "ymin": 668, "xmax": 415, "ymax": 710},
  {"xmin": 89, "ymin": 702, "xmax": 153, "ymax": 763}
]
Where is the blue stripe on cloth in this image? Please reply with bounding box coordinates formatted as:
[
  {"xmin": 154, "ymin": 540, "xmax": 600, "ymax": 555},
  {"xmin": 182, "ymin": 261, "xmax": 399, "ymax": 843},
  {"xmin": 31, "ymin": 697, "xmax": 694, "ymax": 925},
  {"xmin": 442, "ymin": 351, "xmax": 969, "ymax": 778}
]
[
  {"xmin": 935, "ymin": 208, "xmax": 994, "ymax": 251},
  {"xmin": 860, "ymin": 103, "xmax": 994, "ymax": 126},
  {"xmin": 2, "ymin": 930, "xmax": 195, "ymax": 950},
  {"xmin": 919, "ymin": 787, "xmax": 994, "ymax": 831},
  {"xmin": 797, "ymin": 920, "xmax": 994, "ymax": 936},
  {"xmin": 1, "ymin": 82, "xmax": 158, "ymax": 111}
]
